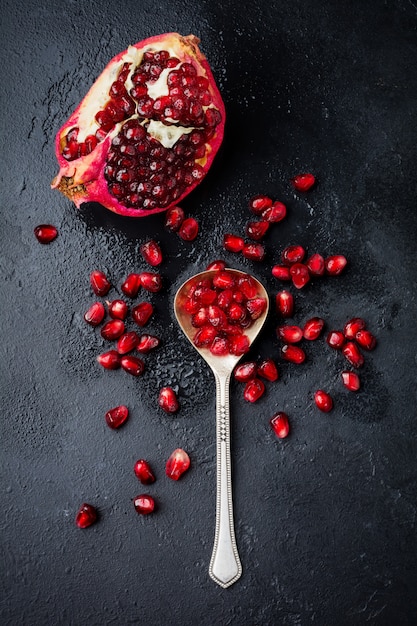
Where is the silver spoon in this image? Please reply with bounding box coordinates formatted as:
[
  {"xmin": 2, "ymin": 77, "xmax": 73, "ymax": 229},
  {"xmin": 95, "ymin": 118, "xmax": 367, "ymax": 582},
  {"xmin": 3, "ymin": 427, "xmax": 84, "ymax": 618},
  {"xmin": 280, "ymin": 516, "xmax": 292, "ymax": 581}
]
[{"xmin": 174, "ymin": 269, "xmax": 269, "ymax": 588}]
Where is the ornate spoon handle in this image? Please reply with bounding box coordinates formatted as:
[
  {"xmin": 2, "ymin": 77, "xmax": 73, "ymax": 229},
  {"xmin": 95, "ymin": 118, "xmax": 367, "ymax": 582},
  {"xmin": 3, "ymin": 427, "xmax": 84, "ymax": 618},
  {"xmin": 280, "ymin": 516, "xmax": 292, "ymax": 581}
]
[{"xmin": 209, "ymin": 371, "xmax": 242, "ymax": 588}]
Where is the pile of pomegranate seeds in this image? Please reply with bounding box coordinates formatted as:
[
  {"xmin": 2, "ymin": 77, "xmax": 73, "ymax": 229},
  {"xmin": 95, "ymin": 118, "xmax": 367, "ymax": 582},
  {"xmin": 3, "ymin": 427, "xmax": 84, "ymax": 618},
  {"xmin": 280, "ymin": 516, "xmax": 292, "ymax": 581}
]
[
  {"xmin": 34, "ymin": 224, "xmax": 58, "ymax": 244},
  {"xmin": 272, "ymin": 246, "xmax": 347, "ymax": 289}
]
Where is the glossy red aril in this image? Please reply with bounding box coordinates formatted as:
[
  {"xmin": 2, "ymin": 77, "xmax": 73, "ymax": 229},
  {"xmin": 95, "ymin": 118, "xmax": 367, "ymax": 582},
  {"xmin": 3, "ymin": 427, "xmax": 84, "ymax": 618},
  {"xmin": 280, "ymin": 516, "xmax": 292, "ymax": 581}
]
[
  {"xmin": 356, "ymin": 329, "xmax": 376, "ymax": 350},
  {"xmin": 165, "ymin": 205, "xmax": 184, "ymax": 231},
  {"xmin": 249, "ymin": 194, "xmax": 273, "ymax": 215},
  {"xmin": 132, "ymin": 302, "xmax": 153, "ymax": 326},
  {"xmin": 134, "ymin": 459, "xmax": 156, "ymax": 484},
  {"xmin": 262, "ymin": 201, "xmax": 287, "ymax": 223},
  {"xmin": 101, "ymin": 319, "xmax": 125, "ymax": 340},
  {"xmin": 306, "ymin": 253, "xmax": 325, "ymax": 276},
  {"xmin": 257, "ymin": 358, "xmax": 279, "ymax": 381},
  {"xmin": 107, "ymin": 299, "xmax": 129, "ymax": 320},
  {"xmin": 314, "ymin": 390, "xmax": 333, "ymax": 412},
  {"xmin": 140, "ymin": 240, "xmax": 163, "ymax": 266},
  {"xmin": 270, "ymin": 412, "xmax": 290, "ymax": 439},
  {"xmin": 223, "ymin": 233, "xmax": 245, "ymax": 253},
  {"xmin": 292, "ymin": 173, "xmax": 315, "ymax": 192},
  {"xmin": 158, "ymin": 387, "xmax": 179, "ymax": 413},
  {"xmin": 206, "ymin": 259, "xmax": 226, "ymax": 271},
  {"xmin": 210, "ymin": 336, "xmax": 229, "ymax": 356},
  {"xmin": 90, "ymin": 270, "xmax": 111, "ymax": 296},
  {"xmin": 212, "ymin": 270, "xmax": 236, "ymax": 290},
  {"xmin": 277, "ymin": 325, "xmax": 303, "ymax": 343},
  {"xmin": 105, "ymin": 404, "xmax": 129, "ymax": 429},
  {"xmin": 243, "ymin": 378, "xmax": 265, "ymax": 402},
  {"xmin": 246, "ymin": 297, "xmax": 267, "ymax": 320},
  {"xmin": 137, "ymin": 334, "xmax": 160, "ymax": 353},
  {"xmin": 34, "ymin": 224, "xmax": 58, "ymax": 244},
  {"xmin": 242, "ymin": 242, "xmax": 265, "ymax": 262},
  {"xmin": 229, "ymin": 334, "xmax": 250, "ymax": 355},
  {"xmin": 281, "ymin": 344, "xmax": 305, "ymax": 364},
  {"xmin": 120, "ymin": 355, "xmax": 145, "ymax": 376},
  {"xmin": 166, "ymin": 448, "xmax": 190, "ymax": 480},
  {"xmin": 52, "ymin": 34, "xmax": 225, "ymax": 217},
  {"xmin": 84, "ymin": 302, "xmax": 106, "ymax": 326},
  {"xmin": 272, "ymin": 265, "xmax": 291, "ymax": 281},
  {"xmin": 133, "ymin": 494, "xmax": 155, "ymax": 515},
  {"xmin": 238, "ymin": 274, "xmax": 258, "ymax": 299},
  {"xmin": 326, "ymin": 330, "xmax": 345, "ymax": 349},
  {"xmin": 178, "ymin": 217, "xmax": 199, "ymax": 241},
  {"xmin": 303, "ymin": 317, "xmax": 325, "ymax": 340},
  {"xmin": 75, "ymin": 503, "xmax": 98, "ymax": 528},
  {"xmin": 246, "ymin": 220, "xmax": 270, "ymax": 241},
  {"xmin": 341, "ymin": 371, "xmax": 361, "ymax": 391},
  {"xmin": 276, "ymin": 290, "xmax": 294, "ymax": 317},
  {"xmin": 290, "ymin": 263, "xmax": 310, "ymax": 289},
  {"xmin": 344, "ymin": 317, "xmax": 366, "ymax": 339},
  {"xmin": 342, "ymin": 342, "xmax": 364, "ymax": 368},
  {"xmin": 140, "ymin": 271, "xmax": 162, "ymax": 292},
  {"xmin": 281, "ymin": 245, "xmax": 305, "ymax": 266},
  {"xmin": 117, "ymin": 331, "xmax": 139, "ymax": 354},
  {"xmin": 325, "ymin": 255, "xmax": 347, "ymax": 275},
  {"xmin": 121, "ymin": 273, "xmax": 141, "ymax": 298},
  {"xmin": 97, "ymin": 350, "xmax": 121, "ymax": 369},
  {"xmin": 234, "ymin": 361, "xmax": 257, "ymax": 382},
  {"xmin": 193, "ymin": 325, "xmax": 217, "ymax": 346}
]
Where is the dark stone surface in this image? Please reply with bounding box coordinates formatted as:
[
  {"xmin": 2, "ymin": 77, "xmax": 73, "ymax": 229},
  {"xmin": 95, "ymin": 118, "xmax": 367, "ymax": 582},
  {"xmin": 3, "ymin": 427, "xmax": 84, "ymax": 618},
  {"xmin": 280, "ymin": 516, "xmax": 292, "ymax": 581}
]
[{"xmin": 1, "ymin": 0, "xmax": 417, "ymax": 624}]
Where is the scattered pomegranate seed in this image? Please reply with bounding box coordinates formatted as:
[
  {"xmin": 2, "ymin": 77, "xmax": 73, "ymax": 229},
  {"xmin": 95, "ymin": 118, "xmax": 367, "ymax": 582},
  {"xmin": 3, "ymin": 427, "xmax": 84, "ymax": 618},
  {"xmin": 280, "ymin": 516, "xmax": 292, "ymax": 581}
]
[
  {"xmin": 306, "ymin": 253, "xmax": 325, "ymax": 276},
  {"xmin": 223, "ymin": 233, "xmax": 245, "ymax": 253},
  {"xmin": 206, "ymin": 259, "xmax": 226, "ymax": 271},
  {"xmin": 234, "ymin": 361, "xmax": 257, "ymax": 382},
  {"xmin": 165, "ymin": 448, "xmax": 190, "ymax": 480},
  {"xmin": 75, "ymin": 503, "xmax": 97, "ymax": 528},
  {"xmin": 137, "ymin": 334, "xmax": 160, "ymax": 353},
  {"xmin": 242, "ymin": 242, "xmax": 266, "ymax": 262},
  {"xmin": 139, "ymin": 271, "xmax": 162, "ymax": 292},
  {"xmin": 165, "ymin": 206, "xmax": 184, "ymax": 231},
  {"xmin": 272, "ymin": 265, "xmax": 291, "ymax": 281},
  {"xmin": 341, "ymin": 371, "xmax": 361, "ymax": 391},
  {"xmin": 101, "ymin": 319, "xmax": 125, "ymax": 340},
  {"xmin": 84, "ymin": 302, "xmax": 106, "ymax": 326},
  {"xmin": 290, "ymin": 263, "xmax": 310, "ymax": 289},
  {"xmin": 133, "ymin": 494, "xmax": 155, "ymax": 515},
  {"xmin": 249, "ymin": 194, "xmax": 273, "ymax": 215},
  {"xmin": 178, "ymin": 217, "xmax": 199, "ymax": 241},
  {"xmin": 90, "ymin": 270, "xmax": 111, "ymax": 296},
  {"xmin": 120, "ymin": 355, "xmax": 145, "ymax": 376},
  {"xmin": 270, "ymin": 412, "xmax": 290, "ymax": 438},
  {"xmin": 276, "ymin": 290, "xmax": 294, "ymax": 317},
  {"xmin": 277, "ymin": 325, "xmax": 303, "ymax": 343},
  {"xmin": 281, "ymin": 245, "xmax": 306, "ymax": 266},
  {"xmin": 325, "ymin": 255, "xmax": 347, "ymax": 275},
  {"xmin": 158, "ymin": 387, "xmax": 179, "ymax": 413},
  {"xmin": 105, "ymin": 404, "xmax": 129, "ymax": 429},
  {"xmin": 34, "ymin": 224, "xmax": 58, "ymax": 244},
  {"xmin": 314, "ymin": 390, "xmax": 333, "ymax": 412},
  {"xmin": 326, "ymin": 330, "xmax": 345, "ymax": 349},
  {"xmin": 243, "ymin": 378, "xmax": 265, "ymax": 402},
  {"xmin": 134, "ymin": 459, "xmax": 155, "ymax": 484},
  {"xmin": 344, "ymin": 317, "xmax": 366, "ymax": 339},
  {"xmin": 132, "ymin": 301, "xmax": 153, "ymax": 326},
  {"xmin": 246, "ymin": 220, "xmax": 270, "ymax": 241},
  {"xmin": 292, "ymin": 173, "xmax": 316, "ymax": 192},
  {"xmin": 262, "ymin": 201, "xmax": 286, "ymax": 222},
  {"xmin": 117, "ymin": 331, "xmax": 139, "ymax": 354},
  {"xmin": 281, "ymin": 344, "xmax": 306, "ymax": 364},
  {"xmin": 107, "ymin": 299, "xmax": 129, "ymax": 320},
  {"xmin": 257, "ymin": 358, "xmax": 279, "ymax": 381},
  {"xmin": 97, "ymin": 350, "xmax": 121, "ymax": 370},
  {"xmin": 342, "ymin": 342, "xmax": 364, "ymax": 368},
  {"xmin": 356, "ymin": 329, "xmax": 376, "ymax": 351},
  {"xmin": 303, "ymin": 317, "xmax": 325, "ymax": 340},
  {"xmin": 140, "ymin": 240, "xmax": 163, "ymax": 266},
  {"xmin": 121, "ymin": 273, "xmax": 141, "ymax": 298}
]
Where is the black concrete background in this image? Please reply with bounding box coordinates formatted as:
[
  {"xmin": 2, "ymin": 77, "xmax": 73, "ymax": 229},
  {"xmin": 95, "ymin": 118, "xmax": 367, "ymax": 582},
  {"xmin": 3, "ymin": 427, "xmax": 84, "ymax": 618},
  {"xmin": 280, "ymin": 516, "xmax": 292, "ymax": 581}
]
[{"xmin": 1, "ymin": 1, "xmax": 417, "ymax": 624}]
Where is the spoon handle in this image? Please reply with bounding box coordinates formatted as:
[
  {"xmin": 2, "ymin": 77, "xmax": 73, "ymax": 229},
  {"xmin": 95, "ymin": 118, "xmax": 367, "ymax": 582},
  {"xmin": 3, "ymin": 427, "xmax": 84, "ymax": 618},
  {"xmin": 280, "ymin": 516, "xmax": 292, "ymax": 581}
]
[{"xmin": 209, "ymin": 371, "xmax": 242, "ymax": 588}]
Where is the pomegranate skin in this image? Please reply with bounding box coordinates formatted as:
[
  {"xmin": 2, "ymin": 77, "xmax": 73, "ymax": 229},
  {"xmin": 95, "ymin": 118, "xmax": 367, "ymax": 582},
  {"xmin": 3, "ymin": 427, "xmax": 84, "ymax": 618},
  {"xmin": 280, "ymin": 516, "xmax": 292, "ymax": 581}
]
[{"xmin": 52, "ymin": 33, "xmax": 225, "ymax": 217}]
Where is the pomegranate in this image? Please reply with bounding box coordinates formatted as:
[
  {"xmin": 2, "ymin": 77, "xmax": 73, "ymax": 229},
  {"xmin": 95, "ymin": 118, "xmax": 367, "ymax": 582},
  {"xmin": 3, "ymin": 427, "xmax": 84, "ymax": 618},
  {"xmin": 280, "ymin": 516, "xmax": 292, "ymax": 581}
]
[{"xmin": 52, "ymin": 34, "xmax": 225, "ymax": 217}]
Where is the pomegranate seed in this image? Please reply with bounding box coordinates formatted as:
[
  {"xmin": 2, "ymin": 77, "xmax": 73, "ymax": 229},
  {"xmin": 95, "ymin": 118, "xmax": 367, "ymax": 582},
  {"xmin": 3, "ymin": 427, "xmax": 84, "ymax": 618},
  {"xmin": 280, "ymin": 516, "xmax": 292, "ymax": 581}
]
[
  {"xmin": 344, "ymin": 317, "xmax": 366, "ymax": 339},
  {"xmin": 276, "ymin": 290, "xmax": 294, "ymax": 317},
  {"xmin": 105, "ymin": 404, "xmax": 129, "ymax": 429},
  {"xmin": 356, "ymin": 329, "xmax": 376, "ymax": 351},
  {"xmin": 303, "ymin": 317, "xmax": 325, "ymax": 340},
  {"xmin": 246, "ymin": 220, "xmax": 270, "ymax": 241},
  {"xmin": 290, "ymin": 263, "xmax": 310, "ymax": 289},
  {"xmin": 326, "ymin": 330, "xmax": 345, "ymax": 349},
  {"xmin": 158, "ymin": 387, "xmax": 179, "ymax": 413},
  {"xmin": 223, "ymin": 233, "xmax": 245, "ymax": 253},
  {"xmin": 341, "ymin": 371, "xmax": 361, "ymax": 391},
  {"xmin": 246, "ymin": 297, "xmax": 267, "ymax": 320},
  {"xmin": 75, "ymin": 503, "xmax": 97, "ymax": 528},
  {"xmin": 101, "ymin": 319, "xmax": 125, "ymax": 340},
  {"xmin": 139, "ymin": 271, "xmax": 162, "ymax": 292},
  {"xmin": 166, "ymin": 448, "xmax": 190, "ymax": 480},
  {"xmin": 242, "ymin": 242, "xmax": 266, "ymax": 262},
  {"xmin": 178, "ymin": 217, "xmax": 199, "ymax": 241},
  {"xmin": 193, "ymin": 325, "xmax": 217, "ymax": 347},
  {"xmin": 206, "ymin": 259, "xmax": 226, "ymax": 271},
  {"xmin": 140, "ymin": 240, "xmax": 163, "ymax": 266},
  {"xmin": 281, "ymin": 245, "xmax": 306, "ymax": 265},
  {"xmin": 342, "ymin": 342, "xmax": 364, "ymax": 368},
  {"xmin": 133, "ymin": 494, "xmax": 155, "ymax": 515},
  {"xmin": 281, "ymin": 344, "xmax": 306, "ymax": 364},
  {"xmin": 117, "ymin": 331, "xmax": 139, "ymax": 354},
  {"xmin": 325, "ymin": 255, "xmax": 347, "ymax": 275},
  {"xmin": 262, "ymin": 201, "xmax": 287, "ymax": 222},
  {"xmin": 97, "ymin": 350, "xmax": 120, "ymax": 370},
  {"xmin": 107, "ymin": 299, "xmax": 128, "ymax": 320},
  {"xmin": 90, "ymin": 270, "xmax": 111, "ymax": 296},
  {"xmin": 277, "ymin": 325, "xmax": 303, "ymax": 343},
  {"xmin": 238, "ymin": 274, "xmax": 258, "ymax": 298},
  {"xmin": 314, "ymin": 390, "xmax": 333, "ymax": 412},
  {"xmin": 292, "ymin": 173, "xmax": 316, "ymax": 191},
  {"xmin": 306, "ymin": 253, "xmax": 325, "ymax": 276},
  {"xmin": 243, "ymin": 378, "xmax": 265, "ymax": 403},
  {"xmin": 270, "ymin": 412, "xmax": 290, "ymax": 438},
  {"xmin": 208, "ymin": 305, "xmax": 228, "ymax": 328},
  {"xmin": 120, "ymin": 355, "xmax": 145, "ymax": 376},
  {"xmin": 228, "ymin": 302, "xmax": 246, "ymax": 322},
  {"xmin": 84, "ymin": 302, "xmax": 105, "ymax": 326},
  {"xmin": 121, "ymin": 273, "xmax": 141, "ymax": 298},
  {"xmin": 272, "ymin": 265, "xmax": 291, "ymax": 281},
  {"xmin": 210, "ymin": 336, "xmax": 229, "ymax": 356},
  {"xmin": 249, "ymin": 194, "xmax": 273, "ymax": 215},
  {"xmin": 165, "ymin": 206, "xmax": 185, "ymax": 231},
  {"xmin": 191, "ymin": 308, "xmax": 209, "ymax": 327},
  {"xmin": 34, "ymin": 224, "xmax": 58, "ymax": 244},
  {"xmin": 134, "ymin": 459, "xmax": 155, "ymax": 484},
  {"xmin": 229, "ymin": 334, "xmax": 250, "ymax": 356},
  {"xmin": 137, "ymin": 334, "xmax": 160, "ymax": 353},
  {"xmin": 212, "ymin": 270, "xmax": 236, "ymax": 290},
  {"xmin": 233, "ymin": 361, "xmax": 257, "ymax": 382},
  {"xmin": 257, "ymin": 358, "xmax": 279, "ymax": 381},
  {"xmin": 132, "ymin": 302, "xmax": 153, "ymax": 326}
]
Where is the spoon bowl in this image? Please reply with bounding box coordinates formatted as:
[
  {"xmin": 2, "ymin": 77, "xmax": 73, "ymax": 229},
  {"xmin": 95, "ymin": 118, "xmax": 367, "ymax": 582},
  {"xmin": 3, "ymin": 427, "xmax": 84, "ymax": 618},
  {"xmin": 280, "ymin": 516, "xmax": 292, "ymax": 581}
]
[{"xmin": 174, "ymin": 268, "xmax": 269, "ymax": 588}]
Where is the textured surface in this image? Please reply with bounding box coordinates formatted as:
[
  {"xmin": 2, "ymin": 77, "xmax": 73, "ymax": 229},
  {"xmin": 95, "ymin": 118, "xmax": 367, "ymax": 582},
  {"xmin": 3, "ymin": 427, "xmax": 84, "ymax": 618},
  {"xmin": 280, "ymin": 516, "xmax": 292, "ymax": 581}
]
[{"xmin": 1, "ymin": 1, "xmax": 417, "ymax": 624}]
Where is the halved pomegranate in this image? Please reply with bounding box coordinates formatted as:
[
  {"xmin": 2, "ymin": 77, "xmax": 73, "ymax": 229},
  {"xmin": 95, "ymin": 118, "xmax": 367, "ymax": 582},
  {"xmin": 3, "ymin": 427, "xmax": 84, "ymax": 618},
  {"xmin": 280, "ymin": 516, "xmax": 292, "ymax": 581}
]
[{"xmin": 52, "ymin": 33, "xmax": 225, "ymax": 217}]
